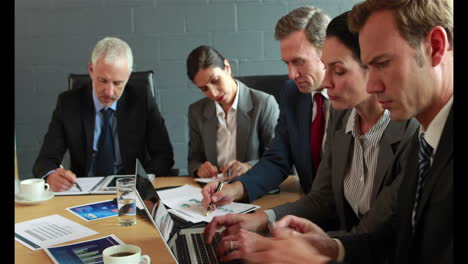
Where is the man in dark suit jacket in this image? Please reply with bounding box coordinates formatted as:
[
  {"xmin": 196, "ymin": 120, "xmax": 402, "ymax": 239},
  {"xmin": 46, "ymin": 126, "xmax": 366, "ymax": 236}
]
[
  {"xmin": 201, "ymin": 6, "xmax": 332, "ymax": 207},
  {"xmin": 337, "ymin": 109, "xmax": 453, "ymax": 264},
  {"xmin": 241, "ymin": 1, "xmax": 453, "ymax": 263},
  {"xmin": 33, "ymin": 37, "xmax": 174, "ymax": 192}
]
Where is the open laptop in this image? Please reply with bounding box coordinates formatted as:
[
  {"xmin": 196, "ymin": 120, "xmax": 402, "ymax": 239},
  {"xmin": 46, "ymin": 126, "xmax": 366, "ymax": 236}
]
[{"xmin": 134, "ymin": 159, "xmax": 240, "ymax": 264}]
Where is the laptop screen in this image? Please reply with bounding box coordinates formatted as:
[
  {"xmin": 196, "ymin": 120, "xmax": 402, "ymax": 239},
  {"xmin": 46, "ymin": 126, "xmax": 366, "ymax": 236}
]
[{"xmin": 134, "ymin": 159, "xmax": 176, "ymax": 242}]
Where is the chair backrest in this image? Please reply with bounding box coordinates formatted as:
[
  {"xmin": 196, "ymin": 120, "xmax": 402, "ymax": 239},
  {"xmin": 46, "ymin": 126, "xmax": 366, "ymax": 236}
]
[
  {"xmin": 235, "ymin": 74, "xmax": 289, "ymax": 104},
  {"xmin": 68, "ymin": 70, "xmax": 155, "ymax": 97}
]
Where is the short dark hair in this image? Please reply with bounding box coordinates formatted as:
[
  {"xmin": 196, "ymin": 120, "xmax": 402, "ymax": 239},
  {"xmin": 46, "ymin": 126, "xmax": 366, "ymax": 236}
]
[
  {"xmin": 326, "ymin": 11, "xmax": 363, "ymax": 66},
  {"xmin": 186, "ymin": 45, "xmax": 226, "ymax": 81}
]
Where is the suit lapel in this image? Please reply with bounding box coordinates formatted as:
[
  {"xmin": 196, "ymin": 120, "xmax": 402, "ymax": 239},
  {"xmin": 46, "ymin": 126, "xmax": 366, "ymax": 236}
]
[
  {"xmin": 236, "ymin": 83, "xmax": 252, "ymax": 162},
  {"xmin": 371, "ymin": 121, "xmax": 404, "ymax": 201},
  {"xmin": 415, "ymin": 107, "xmax": 453, "ymax": 225},
  {"xmin": 332, "ymin": 110, "xmax": 353, "ymax": 226},
  {"xmin": 203, "ymin": 101, "xmax": 218, "ymax": 166},
  {"xmin": 396, "ymin": 134, "xmax": 419, "ymax": 259},
  {"xmin": 81, "ymin": 85, "xmax": 96, "ymax": 175},
  {"xmin": 116, "ymin": 87, "xmax": 131, "ymax": 170},
  {"xmin": 298, "ymin": 93, "xmax": 313, "ymax": 172}
]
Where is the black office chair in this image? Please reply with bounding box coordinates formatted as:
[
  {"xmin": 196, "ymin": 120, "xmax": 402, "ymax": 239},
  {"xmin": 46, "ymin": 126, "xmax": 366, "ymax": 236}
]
[
  {"xmin": 236, "ymin": 74, "xmax": 297, "ymax": 184},
  {"xmin": 68, "ymin": 71, "xmax": 156, "ymax": 96},
  {"xmin": 235, "ymin": 74, "xmax": 289, "ymax": 104},
  {"xmin": 67, "ymin": 71, "xmax": 180, "ymax": 176}
]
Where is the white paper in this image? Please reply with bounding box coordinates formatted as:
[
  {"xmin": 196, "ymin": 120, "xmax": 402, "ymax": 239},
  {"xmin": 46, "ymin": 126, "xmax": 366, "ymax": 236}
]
[
  {"xmin": 54, "ymin": 174, "xmax": 156, "ymax": 196},
  {"xmin": 157, "ymin": 184, "xmax": 260, "ymax": 222},
  {"xmin": 167, "ymin": 208, "xmax": 200, "ymax": 223},
  {"xmin": 15, "ymin": 214, "xmax": 98, "ymax": 250},
  {"xmin": 194, "ymin": 173, "xmax": 224, "ymax": 184},
  {"xmin": 54, "ymin": 177, "xmax": 106, "ymax": 196}
]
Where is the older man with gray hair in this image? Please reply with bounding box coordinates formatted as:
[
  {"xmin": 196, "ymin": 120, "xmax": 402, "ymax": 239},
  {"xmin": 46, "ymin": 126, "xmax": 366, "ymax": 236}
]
[{"xmin": 33, "ymin": 37, "xmax": 174, "ymax": 192}]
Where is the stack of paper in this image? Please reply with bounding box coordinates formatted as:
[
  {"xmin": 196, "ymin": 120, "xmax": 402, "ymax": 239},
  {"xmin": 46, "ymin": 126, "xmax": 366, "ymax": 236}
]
[{"xmin": 157, "ymin": 184, "xmax": 260, "ymax": 223}]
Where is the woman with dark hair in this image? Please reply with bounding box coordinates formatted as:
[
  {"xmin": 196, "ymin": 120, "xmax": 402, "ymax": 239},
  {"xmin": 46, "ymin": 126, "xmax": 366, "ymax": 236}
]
[
  {"xmin": 186, "ymin": 45, "xmax": 279, "ymax": 179},
  {"xmin": 202, "ymin": 11, "xmax": 419, "ymax": 263}
]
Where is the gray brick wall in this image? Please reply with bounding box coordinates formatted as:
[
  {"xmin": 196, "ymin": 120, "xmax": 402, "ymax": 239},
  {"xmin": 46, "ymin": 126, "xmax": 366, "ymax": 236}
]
[{"xmin": 15, "ymin": 0, "xmax": 360, "ymax": 179}]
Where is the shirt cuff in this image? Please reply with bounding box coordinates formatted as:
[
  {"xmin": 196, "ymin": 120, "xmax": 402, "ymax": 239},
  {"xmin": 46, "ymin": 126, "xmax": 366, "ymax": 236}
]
[
  {"xmin": 263, "ymin": 209, "xmax": 277, "ymax": 231},
  {"xmin": 42, "ymin": 169, "xmax": 56, "ymax": 179},
  {"xmin": 333, "ymin": 238, "xmax": 345, "ymax": 262}
]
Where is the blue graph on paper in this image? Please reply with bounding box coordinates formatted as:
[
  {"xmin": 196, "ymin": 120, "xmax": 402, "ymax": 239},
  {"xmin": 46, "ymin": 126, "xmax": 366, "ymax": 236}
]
[{"xmin": 45, "ymin": 235, "xmax": 122, "ymax": 264}]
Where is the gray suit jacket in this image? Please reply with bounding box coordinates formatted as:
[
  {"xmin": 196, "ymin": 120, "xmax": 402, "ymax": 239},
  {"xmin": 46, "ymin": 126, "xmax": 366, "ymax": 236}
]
[
  {"xmin": 272, "ymin": 108, "xmax": 419, "ymax": 233},
  {"xmin": 188, "ymin": 81, "xmax": 279, "ymax": 177}
]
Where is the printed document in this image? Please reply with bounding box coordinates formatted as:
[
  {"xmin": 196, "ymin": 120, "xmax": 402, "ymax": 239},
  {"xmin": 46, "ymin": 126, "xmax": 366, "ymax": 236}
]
[
  {"xmin": 44, "ymin": 234, "xmax": 123, "ymax": 264},
  {"xmin": 157, "ymin": 184, "xmax": 260, "ymax": 223},
  {"xmin": 15, "ymin": 214, "xmax": 98, "ymax": 250}
]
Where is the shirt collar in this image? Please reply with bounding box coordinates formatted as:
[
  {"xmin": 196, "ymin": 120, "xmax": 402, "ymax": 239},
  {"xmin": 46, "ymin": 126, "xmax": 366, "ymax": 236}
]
[
  {"xmin": 312, "ymin": 89, "xmax": 329, "ymax": 100},
  {"xmin": 419, "ymin": 96, "xmax": 453, "ymax": 153},
  {"xmin": 92, "ymin": 87, "xmax": 118, "ymax": 113},
  {"xmin": 345, "ymin": 108, "xmax": 390, "ymax": 136},
  {"xmin": 215, "ymin": 80, "xmax": 239, "ymax": 116}
]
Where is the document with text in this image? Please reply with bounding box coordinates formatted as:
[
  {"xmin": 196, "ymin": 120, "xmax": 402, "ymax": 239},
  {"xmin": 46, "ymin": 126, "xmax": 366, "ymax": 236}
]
[
  {"xmin": 157, "ymin": 184, "xmax": 260, "ymax": 223},
  {"xmin": 15, "ymin": 214, "xmax": 98, "ymax": 250}
]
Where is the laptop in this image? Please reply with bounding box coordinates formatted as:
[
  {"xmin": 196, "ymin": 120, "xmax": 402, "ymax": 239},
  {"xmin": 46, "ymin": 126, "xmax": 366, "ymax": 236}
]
[{"xmin": 134, "ymin": 160, "xmax": 240, "ymax": 264}]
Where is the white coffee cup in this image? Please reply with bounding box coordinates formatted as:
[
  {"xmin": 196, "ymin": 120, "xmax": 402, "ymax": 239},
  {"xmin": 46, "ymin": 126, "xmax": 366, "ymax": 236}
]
[
  {"xmin": 20, "ymin": 179, "xmax": 50, "ymax": 201},
  {"xmin": 102, "ymin": 244, "xmax": 151, "ymax": 264}
]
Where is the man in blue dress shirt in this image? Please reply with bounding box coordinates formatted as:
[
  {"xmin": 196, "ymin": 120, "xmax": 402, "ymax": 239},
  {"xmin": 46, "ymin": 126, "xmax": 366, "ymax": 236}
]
[{"xmin": 33, "ymin": 37, "xmax": 174, "ymax": 192}]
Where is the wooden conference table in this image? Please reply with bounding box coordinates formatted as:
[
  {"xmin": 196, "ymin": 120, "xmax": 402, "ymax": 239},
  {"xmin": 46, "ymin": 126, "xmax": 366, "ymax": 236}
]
[{"xmin": 15, "ymin": 176, "xmax": 303, "ymax": 263}]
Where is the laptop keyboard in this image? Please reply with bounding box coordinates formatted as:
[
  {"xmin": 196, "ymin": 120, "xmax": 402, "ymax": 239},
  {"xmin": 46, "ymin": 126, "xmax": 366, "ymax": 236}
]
[
  {"xmin": 176, "ymin": 233, "xmax": 190, "ymax": 264},
  {"xmin": 176, "ymin": 232, "xmax": 222, "ymax": 264}
]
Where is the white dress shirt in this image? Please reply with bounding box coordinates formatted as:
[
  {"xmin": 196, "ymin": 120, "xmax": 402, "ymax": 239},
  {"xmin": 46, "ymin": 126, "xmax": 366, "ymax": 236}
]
[{"xmin": 216, "ymin": 81, "xmax": 240, "ymax": 168}]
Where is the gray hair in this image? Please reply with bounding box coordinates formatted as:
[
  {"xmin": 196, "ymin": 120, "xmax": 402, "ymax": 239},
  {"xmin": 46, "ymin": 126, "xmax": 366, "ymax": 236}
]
[
  {"xmin": 275, "ymin": 6, "xmax": 331, "ymax": 50},
  {"xmin": 91, "ymin": 37, "xmax": 133, "ymax": 71}
]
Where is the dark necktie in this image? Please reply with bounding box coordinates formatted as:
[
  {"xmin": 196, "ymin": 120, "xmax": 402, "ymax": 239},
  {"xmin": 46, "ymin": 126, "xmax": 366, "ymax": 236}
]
[
  {"xmin": 411, "ymin": 133, "xmax": 433, "ymax": 231},
  {"xmin": 311, "ymin": 93, "xmax": 325, "ymax": 175},
  {"xmin": 94, "ymin": 108, "xmax": 115, "ymax": 176}
]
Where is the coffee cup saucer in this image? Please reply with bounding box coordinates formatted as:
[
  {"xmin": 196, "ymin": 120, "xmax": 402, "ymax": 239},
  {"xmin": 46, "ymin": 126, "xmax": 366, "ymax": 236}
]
[{"xmin": 15, "ymin": 190, "xmax": 55, "ymax": 205}]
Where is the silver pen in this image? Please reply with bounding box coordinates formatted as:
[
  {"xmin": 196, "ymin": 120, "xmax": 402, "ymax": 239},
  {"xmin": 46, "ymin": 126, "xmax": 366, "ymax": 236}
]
[
  {"xmin": 204, "ymin": 169, "xmax": 231, "ymax": 216},
  {"xmin": 59, "ymin": 164, "xmax": 83, "ymax": 192},
  {"xmin": 204, "ymin": 180, "xmax": 224, "ymax": 216}
]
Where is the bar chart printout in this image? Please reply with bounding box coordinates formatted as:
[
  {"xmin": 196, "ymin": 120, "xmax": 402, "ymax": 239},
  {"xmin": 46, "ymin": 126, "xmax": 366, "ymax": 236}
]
[
  {"xmin": 44, "ymin": 235, "xmax": 124, "ymax": 264},
  {"xmin": 15, "ymin": 214, "xmax": 98, "ymax": 251}
]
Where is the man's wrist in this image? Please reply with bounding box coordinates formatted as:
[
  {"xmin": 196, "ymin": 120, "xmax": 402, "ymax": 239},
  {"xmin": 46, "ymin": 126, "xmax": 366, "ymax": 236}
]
[
  {"xmin": 263, "ymin": 209, "xmax": 277, "ymax": 232},
  {"xmin": 231, "ymin": 181, "xmax": 247, "ymax": 201},
  {"xmin": 332, "ymin": 238, "xmax": 345, "ymax": 261}
]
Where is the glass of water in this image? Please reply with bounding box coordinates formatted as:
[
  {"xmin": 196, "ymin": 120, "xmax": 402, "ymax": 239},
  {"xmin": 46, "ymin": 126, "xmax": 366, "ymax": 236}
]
[{"xmin": 116, "ymin": 178, "xmax": 137, "ymax": 226}]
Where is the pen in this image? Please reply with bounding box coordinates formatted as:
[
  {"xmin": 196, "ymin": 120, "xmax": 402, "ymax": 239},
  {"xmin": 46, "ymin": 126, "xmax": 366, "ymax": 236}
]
[
  {"xmin": 222, "ymin": 168, "xmax": 232, "ymax": 181},
  {"xmin": 204, "ymin": 180, "xmax": 224, "ymax": 216},
  {"xmin": 59, "ymin": 164, "xmax": 83, "ymax": 192}
]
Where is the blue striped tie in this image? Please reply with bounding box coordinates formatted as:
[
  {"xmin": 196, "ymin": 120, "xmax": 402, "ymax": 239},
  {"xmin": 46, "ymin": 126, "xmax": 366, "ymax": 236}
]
[{"xmin": 411, "ymin": 133, "xmax": 433, "ymax": 231}]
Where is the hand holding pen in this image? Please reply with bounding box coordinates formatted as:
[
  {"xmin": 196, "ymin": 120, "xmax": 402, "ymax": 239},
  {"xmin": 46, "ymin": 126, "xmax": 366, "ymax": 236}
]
[
  {"xmin": 204, "ymin": 180, "xmax": 225, "ymax": 216},
  {"xmin": 59, "ymin": 164, "xmax": 83, "ymax": 192},
  {"xmin": 221, "ymin": 160, "xmax": 253, "ymax": 180},
  {"xmin": 204, "ymin": 169, "xmax": 230, "ymax": 216}
]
